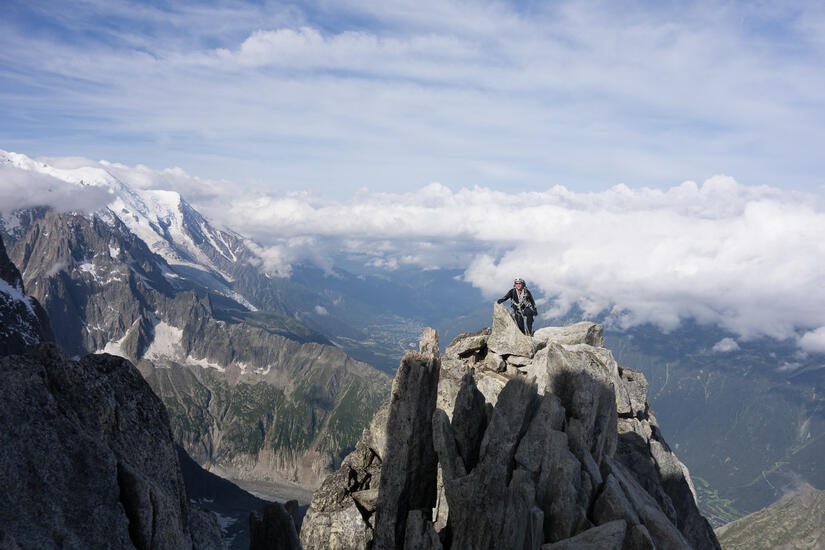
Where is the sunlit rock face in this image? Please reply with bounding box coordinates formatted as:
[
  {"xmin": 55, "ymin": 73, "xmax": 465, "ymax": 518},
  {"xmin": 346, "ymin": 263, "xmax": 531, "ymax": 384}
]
[{"xmin": 300, "ymin": 307, "xmax": 721, "ymax": 550}]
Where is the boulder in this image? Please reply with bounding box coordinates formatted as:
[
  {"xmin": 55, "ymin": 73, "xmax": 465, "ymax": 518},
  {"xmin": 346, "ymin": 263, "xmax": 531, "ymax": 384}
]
[
  {"xmin": 300, "ymin": 430, "xmax": 383, "ymax": 550},
  {"xmin": 533, "ymin": 322, "xmax": 604, "ymax": 347},
  {"xmin": 445, "ymin": 328, "xmax": 490, "ymax": 359},
  {"xmin": 619, "ymin": 367, "xmax": 649, "ymax": 417},
  {"xmin": 488, "ymin": 302, "xmax": 539, "ymax": 359}
]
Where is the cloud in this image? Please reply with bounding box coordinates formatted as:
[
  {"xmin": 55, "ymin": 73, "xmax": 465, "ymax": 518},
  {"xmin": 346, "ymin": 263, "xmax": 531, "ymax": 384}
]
[
  {"xmin": 314, "ymin": 305, "xmax": 329, "ymax": 316},
  {"xmin": 0, "ymin": 163, "xmax": 113, "ymax": 215},
  {"xmin": 203, "ymin": 175, "xmax": 825, "ymax": 345},
  {"xmin": 799, "ymin": 327, "xmax": 825, "ymax": 353},
  {"xmin": 712, "ymin": 338, "xmax": 740, "ymax": 353}
]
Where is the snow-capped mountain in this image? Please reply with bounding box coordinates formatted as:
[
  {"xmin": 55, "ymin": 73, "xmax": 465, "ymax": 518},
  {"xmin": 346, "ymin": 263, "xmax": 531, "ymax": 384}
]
[
  {"xmin": 1, "ymin": 149, "xmax": 255, "ymax": 310},
  {"xmin": 1, "ymin": 150, "xmax": 391, "ymax": 492}
]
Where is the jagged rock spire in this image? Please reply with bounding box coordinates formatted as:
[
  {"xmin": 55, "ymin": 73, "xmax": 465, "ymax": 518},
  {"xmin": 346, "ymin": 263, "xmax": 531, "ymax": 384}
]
[{"xmin": 300, "ymin": 309, "xmax": 721, "ymax": 550}]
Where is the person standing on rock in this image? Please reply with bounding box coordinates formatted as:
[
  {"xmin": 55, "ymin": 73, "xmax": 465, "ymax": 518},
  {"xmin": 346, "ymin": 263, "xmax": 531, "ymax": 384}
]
[{"xmin": 497, "ymin": 277, "xmax": 537, "ymax": 336}]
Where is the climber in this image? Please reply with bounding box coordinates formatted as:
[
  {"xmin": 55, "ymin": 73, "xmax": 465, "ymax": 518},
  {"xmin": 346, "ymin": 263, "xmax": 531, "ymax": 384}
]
[{"xmin": 497, "ymin": 277, "xmax": 537, "ymax": 336}]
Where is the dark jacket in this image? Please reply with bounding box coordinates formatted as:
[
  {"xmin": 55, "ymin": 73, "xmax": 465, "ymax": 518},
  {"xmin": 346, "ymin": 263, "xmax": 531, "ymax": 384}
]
[{"xmin": 497, "ymin": 287, "xmax": 536, "ymax": 313}]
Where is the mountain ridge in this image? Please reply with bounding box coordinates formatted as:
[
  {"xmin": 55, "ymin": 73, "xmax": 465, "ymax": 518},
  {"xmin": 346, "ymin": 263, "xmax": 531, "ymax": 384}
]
[{"xmin": 1, "ymin": 155, "xmax": 392, "ymax": 491}]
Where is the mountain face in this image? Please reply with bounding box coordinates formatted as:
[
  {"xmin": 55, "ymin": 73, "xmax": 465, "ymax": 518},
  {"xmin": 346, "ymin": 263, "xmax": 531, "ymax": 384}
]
[
  {"xmin": 0, "ymin": 343, "xmax": 225, "ymax": 549},
  {"xmin": 715, "ymin": 483, "xmax": 825, "ymax": 549},
  {"xmin": 0, "ymin": 233, "xmax": 52, "ymax": 355},
  {"xmin": 1, "ymin": 151, "xmax": 391, "ymax": 491},
  {"xmin": 300, "ymin": 305, "xmax": 720, "ymax": 550}
]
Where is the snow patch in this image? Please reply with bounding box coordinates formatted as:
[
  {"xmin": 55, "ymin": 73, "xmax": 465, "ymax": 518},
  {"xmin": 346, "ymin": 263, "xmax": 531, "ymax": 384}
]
[
  {"xmin": 254, "ymin": 364, "xmax": 272, "ymax": 375},
  {"xmin": 0, "ymin": 278, "xmax": 35, "ymax": 316},
  {"xmin": 100, "ymin": 331, "xmax": 129, "ymax": 357},
  {"xmin": 77, "ymin": 261, "xmax": 99, "ymax": 280},
  {"xmin": 144, "ymin": 322, "xmax": 184, "ymax": 360},
  {"xmin": 144, "ymin": 321, "xmax": 225, "ymax": 371}
]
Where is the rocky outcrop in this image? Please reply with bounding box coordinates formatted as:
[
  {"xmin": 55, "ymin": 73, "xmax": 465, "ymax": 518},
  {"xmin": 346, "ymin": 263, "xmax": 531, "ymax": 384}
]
[
  {"xmin": 0, "ymin": 343, "xmax": 218, "ymax": 549},
  {"xmin": 300, "ymin": 306, "xmax": 720, "ymax": 550},
  {"xmin": 0, "ymin": 234, "xmax": 52, "ymax": 356}
]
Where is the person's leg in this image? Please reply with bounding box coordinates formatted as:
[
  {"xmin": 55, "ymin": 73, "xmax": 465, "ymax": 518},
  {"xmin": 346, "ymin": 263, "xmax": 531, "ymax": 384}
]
[
  {"xmin": 526, "ymin": 312, "xmax": 534, "ymax": 335},
  {"xmin": 514, "ymin": 311, "xmax": 525, "ymax": 333}
]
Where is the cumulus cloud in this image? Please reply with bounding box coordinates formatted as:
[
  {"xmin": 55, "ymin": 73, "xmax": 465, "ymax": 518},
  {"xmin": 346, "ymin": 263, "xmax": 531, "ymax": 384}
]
[{"xmin": 712, "ymin": 338, "xmax": 740, "ymax": 353}]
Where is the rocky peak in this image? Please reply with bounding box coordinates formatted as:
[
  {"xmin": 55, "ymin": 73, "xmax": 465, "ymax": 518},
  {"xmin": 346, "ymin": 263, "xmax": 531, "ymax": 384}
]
[{"xmin": 300, "ymin": 305, "xmax": 721, "ymax": 550}]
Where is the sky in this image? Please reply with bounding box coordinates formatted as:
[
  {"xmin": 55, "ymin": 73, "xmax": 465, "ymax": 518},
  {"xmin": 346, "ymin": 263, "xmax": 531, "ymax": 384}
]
[
  {"xmin": 2, "ymin": 1, "xmax": 825, "ymax": 354},
  {"xmin": 2, "ymin": 0, "xmax": 825, "ymax": 196}
]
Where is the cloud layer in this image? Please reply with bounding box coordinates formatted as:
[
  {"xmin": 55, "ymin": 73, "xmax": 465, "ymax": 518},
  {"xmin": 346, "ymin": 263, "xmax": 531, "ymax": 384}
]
[
  {"xmin": 217, "ymin": 176, "xmax": 825, "ymax": 346},
  {"xmin": 4, "ymin": 149, "xmax": 825, "ymax": 352}
]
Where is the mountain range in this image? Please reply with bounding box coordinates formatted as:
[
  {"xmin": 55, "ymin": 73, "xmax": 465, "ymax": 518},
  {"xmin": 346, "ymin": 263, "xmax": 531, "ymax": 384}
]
[
  {"xmin": 2, "ymin": 148, "xmax": 823, "ymax": 532},
  {"xmin": 1, "ymin": 149, "xmax": 391, "ymax": 494}
]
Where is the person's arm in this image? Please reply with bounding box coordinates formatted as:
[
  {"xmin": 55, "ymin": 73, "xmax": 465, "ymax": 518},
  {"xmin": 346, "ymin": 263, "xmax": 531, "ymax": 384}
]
[
  {"xmin": 497, "ymin": 289, "xmax": 513, "ymax": 304},
  {"xmin": 526, "ymin": 289, "xmax": 536, "ymax": 307}
]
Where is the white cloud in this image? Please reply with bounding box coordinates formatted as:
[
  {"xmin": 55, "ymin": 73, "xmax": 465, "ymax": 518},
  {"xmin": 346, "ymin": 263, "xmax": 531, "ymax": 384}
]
[
  {"xmin": 211, "ymin": 175, "xmax": 825, "ymax": 345},
  {"xmin": 314, "ymin": 305, "xmax": 329, "ymax": 316},
  {"xmin": 799, "ymin": 327, "xmax": 825, "ymax": 354},
  {"xmin": 0, "ymin": 163, "xmax": 113, "ymax": 215},
  {"xmin": 712, "ymin": 338, "xmax": 740, "ymax": 353}
]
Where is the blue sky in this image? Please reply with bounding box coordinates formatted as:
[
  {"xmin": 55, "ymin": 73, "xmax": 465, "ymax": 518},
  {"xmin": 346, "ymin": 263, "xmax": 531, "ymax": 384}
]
[{"xmin": 2, "ymin": 0, "xmax": 824, "ymax": 197}]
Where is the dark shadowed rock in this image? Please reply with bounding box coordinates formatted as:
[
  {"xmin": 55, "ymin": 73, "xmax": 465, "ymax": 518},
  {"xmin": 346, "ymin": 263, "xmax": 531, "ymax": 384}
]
[
  {"xmin": 404, "ymin": 510, "xmax": 443, "ymax": 550},
  {"xmin": 249, "ymin": 502, "xmax": 301, "ymax": 550},
  {"xmin": 189, "ymin": 508, "xmax": 226, "ymax": 550},
  {"xmin": 451, "ymin": 372, "xmax": 488, "ymax": 471},
  {"xmin": 0, "ymin": 344, "xmax": 194, "ymax": 549}
]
